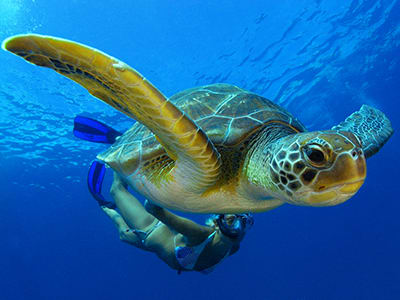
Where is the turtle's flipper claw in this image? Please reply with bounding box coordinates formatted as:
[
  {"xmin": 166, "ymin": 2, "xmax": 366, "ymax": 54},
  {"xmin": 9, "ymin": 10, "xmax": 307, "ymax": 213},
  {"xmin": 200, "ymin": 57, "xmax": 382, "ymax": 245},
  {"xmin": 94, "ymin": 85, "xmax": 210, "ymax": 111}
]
[{"xmin": 332, "ymin": 105, "xmax": 393, "ymax": 159}]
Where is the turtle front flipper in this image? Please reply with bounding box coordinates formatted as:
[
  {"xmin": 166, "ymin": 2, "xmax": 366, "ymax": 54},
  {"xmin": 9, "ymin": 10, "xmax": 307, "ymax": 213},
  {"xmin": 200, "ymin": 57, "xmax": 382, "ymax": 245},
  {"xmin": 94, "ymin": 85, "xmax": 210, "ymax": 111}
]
[
  {"xmin": 332, "ymin": 105, "xmax": 393, "ymax": 159},
  {"xmin": 3, "ymin": 34, "xmax": 221, "ymax": 192}
]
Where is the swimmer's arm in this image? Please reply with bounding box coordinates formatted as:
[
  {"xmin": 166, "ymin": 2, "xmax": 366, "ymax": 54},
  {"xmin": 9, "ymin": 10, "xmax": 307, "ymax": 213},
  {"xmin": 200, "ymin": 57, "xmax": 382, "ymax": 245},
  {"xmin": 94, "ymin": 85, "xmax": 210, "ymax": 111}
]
[{"xmin": 145, "ymin": 201, "xmax": 213, "ymax": 244}]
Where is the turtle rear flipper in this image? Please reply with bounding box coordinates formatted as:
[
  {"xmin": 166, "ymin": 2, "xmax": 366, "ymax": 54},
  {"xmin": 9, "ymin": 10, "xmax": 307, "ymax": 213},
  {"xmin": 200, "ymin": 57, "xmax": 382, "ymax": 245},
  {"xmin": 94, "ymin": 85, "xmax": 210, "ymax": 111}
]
[{"xmin": 332, "ymin": 105, "xmax": 393, "ymax": 159}]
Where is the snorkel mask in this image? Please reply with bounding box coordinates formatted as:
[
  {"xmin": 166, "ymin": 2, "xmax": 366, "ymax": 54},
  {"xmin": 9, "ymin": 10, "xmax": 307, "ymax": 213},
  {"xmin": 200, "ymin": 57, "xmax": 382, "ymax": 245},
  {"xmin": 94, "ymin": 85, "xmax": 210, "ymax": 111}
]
[{"xmin": 216, "ymin": 214, "xmax": 254, "ymax": 239}]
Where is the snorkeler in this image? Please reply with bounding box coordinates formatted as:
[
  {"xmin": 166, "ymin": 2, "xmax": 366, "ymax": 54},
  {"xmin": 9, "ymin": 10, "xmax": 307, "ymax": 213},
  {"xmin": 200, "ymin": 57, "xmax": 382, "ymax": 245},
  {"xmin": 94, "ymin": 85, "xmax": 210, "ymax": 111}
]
[
  {"xmin": 89, "ymin": 161, "xmax": 253, "ymax": 274},
  {"xmin": 77, "ymin": 115, "xmax": 253, "ymax": 274}
]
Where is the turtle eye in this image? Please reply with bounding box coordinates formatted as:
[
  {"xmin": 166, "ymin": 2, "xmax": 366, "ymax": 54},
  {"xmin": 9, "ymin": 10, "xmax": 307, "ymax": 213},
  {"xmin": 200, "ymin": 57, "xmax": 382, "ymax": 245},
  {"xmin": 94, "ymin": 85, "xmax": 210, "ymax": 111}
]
[{"xmin": 303, "ymin": 144, "xmax": 326, "ymax": 166}]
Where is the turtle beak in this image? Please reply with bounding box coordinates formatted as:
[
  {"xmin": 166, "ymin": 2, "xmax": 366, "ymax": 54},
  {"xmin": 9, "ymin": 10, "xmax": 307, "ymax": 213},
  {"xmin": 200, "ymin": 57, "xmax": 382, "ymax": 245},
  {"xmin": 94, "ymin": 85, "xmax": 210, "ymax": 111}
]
[
  {"xmin": 306, "ymin": 150, "xmax": 366, "ymax": 206},
  {"xmin": 338, "ymin": 179, "xmax": 365, "ymax": 195}
]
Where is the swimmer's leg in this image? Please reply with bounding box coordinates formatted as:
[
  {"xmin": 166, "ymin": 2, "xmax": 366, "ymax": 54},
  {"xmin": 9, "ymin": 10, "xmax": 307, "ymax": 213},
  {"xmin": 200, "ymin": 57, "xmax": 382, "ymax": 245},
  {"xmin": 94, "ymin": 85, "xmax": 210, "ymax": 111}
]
[
  {"xmin": 110, "ymin": 172, "xmax": 156, "ymax": 230},
  {"xmin": 101, "ymin": 206, "xmax": 146, "ymax": 249}
]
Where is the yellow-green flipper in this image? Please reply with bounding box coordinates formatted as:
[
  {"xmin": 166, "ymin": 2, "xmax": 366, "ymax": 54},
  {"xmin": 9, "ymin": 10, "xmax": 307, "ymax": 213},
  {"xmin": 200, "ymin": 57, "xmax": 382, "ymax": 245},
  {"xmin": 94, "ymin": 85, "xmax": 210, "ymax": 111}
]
[{"xmin": 3, "ymin": 34, "xmax": 221, "ymax": 194}]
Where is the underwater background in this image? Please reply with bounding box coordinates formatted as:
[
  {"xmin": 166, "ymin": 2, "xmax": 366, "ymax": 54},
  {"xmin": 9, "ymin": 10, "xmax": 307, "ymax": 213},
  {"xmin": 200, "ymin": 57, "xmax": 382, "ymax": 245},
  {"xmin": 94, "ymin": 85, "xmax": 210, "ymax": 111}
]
[{"xmin": 0, "ymin": 1, "xmax": 399, "ymax": 299}]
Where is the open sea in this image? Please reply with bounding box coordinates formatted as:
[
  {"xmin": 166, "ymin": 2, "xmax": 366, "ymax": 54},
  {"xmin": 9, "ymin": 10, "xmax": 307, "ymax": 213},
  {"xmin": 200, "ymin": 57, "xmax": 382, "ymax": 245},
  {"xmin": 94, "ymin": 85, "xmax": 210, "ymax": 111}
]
[{"xmin": 0, "ymin": 1, "xmax": 399, "ymax": 299}]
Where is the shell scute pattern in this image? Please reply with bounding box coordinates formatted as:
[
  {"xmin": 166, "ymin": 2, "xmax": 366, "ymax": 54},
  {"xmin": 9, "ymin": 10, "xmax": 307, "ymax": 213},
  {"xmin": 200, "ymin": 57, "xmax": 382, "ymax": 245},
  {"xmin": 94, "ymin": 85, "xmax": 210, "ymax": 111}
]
[{"xmin": 98, "ymin": 83, "xmax": 306, "ymax": 175}]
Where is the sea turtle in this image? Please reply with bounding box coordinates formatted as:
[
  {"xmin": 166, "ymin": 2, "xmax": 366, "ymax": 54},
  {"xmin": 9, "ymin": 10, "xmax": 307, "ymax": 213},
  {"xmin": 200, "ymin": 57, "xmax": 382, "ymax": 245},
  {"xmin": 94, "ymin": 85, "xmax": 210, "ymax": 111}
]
[{"xmin": 2, "ymin": 34, "xmax": 393, "ymax": 213}]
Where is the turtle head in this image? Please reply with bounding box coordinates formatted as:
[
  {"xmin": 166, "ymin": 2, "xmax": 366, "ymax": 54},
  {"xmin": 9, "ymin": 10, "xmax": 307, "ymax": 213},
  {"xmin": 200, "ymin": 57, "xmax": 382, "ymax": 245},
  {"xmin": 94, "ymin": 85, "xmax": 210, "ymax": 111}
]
[{"xmin": 269, "ymin": 131, "xmax": 366, "ymax": 206}]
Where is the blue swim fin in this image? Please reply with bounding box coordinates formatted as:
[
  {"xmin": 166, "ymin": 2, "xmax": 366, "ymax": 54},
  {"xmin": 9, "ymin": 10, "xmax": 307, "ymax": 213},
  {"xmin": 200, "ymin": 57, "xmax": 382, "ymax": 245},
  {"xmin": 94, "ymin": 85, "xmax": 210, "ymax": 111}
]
[
  {"xmin": 74, "ymin": 115, "xmax": 122, "ymax": 144},
  {"xmin": 87, "ymin": 161, "xmax": 116, "ymax": 208}
]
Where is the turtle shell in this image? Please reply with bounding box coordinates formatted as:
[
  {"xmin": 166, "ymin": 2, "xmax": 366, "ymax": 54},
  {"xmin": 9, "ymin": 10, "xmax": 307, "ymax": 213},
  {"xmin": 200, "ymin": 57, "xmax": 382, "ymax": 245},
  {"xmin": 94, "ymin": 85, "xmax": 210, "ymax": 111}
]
[{"xmin": 98, "ymin": 83, "xmax": 306, "ymax": 175}]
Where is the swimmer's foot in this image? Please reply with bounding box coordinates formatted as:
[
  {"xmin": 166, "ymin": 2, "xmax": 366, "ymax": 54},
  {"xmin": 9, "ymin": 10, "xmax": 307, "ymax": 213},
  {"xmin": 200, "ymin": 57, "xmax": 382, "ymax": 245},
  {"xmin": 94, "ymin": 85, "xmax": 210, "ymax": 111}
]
[
  {"xmin": 88, "ymin": 161, "xmax": 116, "ymax": 209},
  {"xmin": 73, "ymin": 115, "xmax": 122, "ymax": 144},
  {"xmin": 99, "ymin": 200, "xmax": 117, "ymax": 209}
]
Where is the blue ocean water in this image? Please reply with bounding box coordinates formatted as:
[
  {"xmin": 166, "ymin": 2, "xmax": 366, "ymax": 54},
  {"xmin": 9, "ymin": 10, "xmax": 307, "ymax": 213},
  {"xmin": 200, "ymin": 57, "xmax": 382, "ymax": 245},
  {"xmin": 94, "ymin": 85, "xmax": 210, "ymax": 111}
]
[{"xmin": 0, "ymin": 0, "xmax": 399, "ymax": 299}]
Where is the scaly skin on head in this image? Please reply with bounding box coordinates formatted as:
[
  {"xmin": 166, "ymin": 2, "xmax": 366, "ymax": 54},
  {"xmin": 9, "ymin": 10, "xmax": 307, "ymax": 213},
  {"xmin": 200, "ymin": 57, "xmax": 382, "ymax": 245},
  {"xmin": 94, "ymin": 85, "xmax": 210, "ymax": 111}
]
[
  {"xmin": 243, "ymin": 125, "xmax": 298, "ymax": 197},
  {"xmin": 244, "ymin": 128, "xmax": 366, "ymax": 206}
]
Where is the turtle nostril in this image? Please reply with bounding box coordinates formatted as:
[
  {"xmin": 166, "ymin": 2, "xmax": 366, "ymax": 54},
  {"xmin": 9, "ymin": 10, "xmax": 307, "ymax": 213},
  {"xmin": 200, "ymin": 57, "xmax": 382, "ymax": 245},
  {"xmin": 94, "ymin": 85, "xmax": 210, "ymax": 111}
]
[
  {"xmin": 351, "ymin": 150, "xmax": 357, "ymax": 158},
  {"xmin": 358, "ymin": 149, "xmax": 363, "ymax": 156}
]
